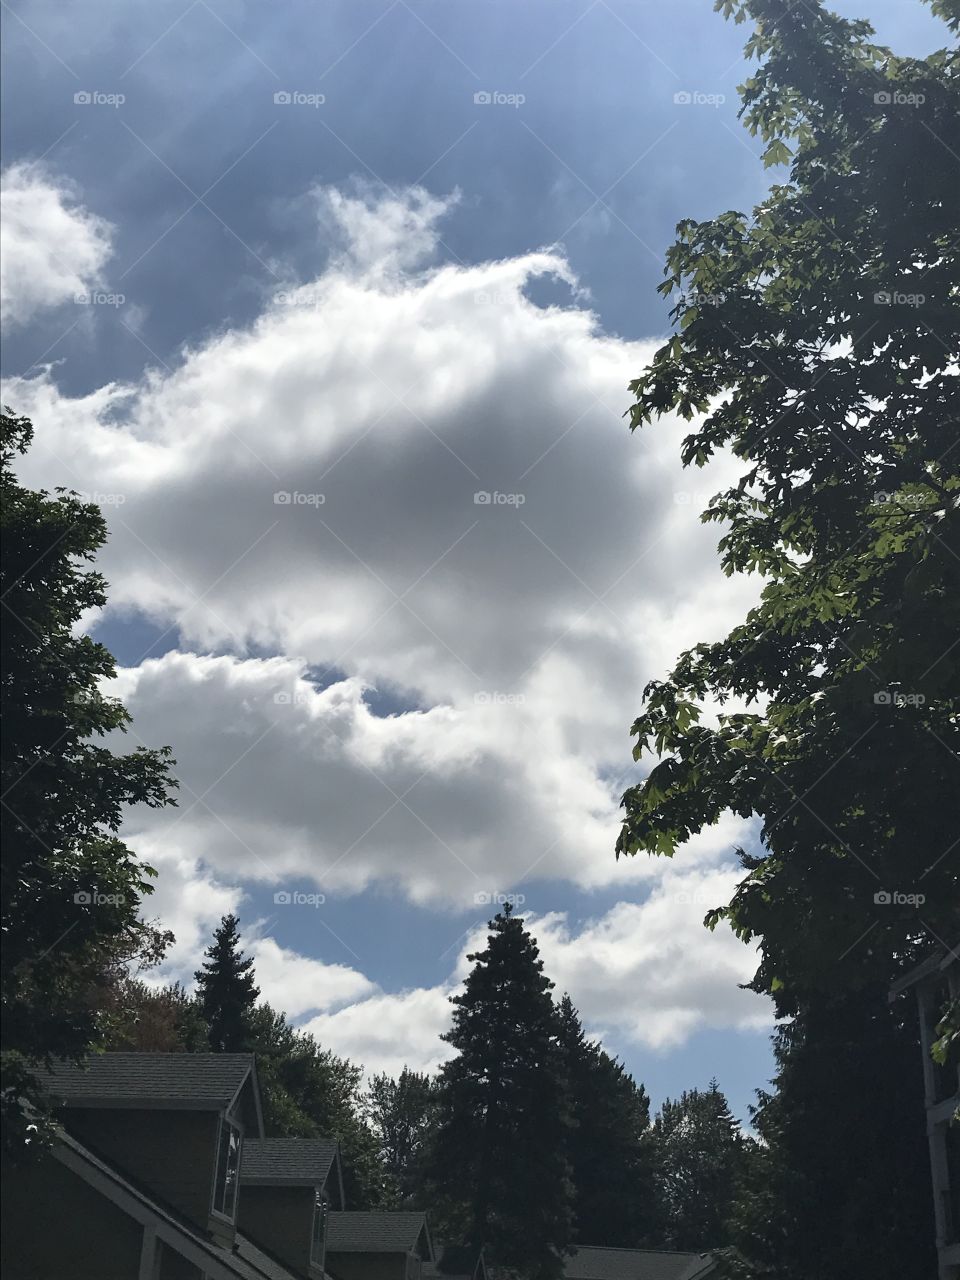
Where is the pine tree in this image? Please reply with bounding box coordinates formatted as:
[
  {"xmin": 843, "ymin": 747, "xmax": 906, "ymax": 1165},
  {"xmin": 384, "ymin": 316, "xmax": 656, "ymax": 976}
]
[
  {"xmin": 194, "ymin": 914, "xmax": 260, "ymax": 1052},
  {"xmin": 556, "ymin": 995, "xmax": 656, "ymax": 1246},
  {"xmin": 649, "ymin": 1080, "xmax": 748, "ymax": 1250},
  {"xmin": 428, "ymin": 907, "xmax": 575, "ymax": 1280}
]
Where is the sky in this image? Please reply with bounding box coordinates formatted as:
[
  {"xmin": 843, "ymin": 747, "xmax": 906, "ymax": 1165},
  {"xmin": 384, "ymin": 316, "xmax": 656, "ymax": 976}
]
[{"xmin": 1, "ymin": 0, "xmax": 950, "ymax": 1122}]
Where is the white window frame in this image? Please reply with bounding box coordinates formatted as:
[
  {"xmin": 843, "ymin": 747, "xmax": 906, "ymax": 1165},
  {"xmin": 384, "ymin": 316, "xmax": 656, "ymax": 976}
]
[{"xmin": 210, "ymin": 1113, "xmax": 243, "ymax": 1223}]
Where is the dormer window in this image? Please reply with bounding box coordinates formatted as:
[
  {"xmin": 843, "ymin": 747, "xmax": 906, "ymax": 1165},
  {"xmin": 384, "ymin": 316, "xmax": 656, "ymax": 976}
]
[
  {"xmin": 212, "ymin": 1116, "xmax": 242, "ymax": 1220},
  {"xmin": 311, "ymin": 1190, "xmax": 328, "ymax": 1267}
]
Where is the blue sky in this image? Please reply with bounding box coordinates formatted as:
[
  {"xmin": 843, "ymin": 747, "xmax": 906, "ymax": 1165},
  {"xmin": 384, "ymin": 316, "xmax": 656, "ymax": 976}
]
[{"xmin": 1, "ymin": 0, "xmax": 948, "ymax": 1123}]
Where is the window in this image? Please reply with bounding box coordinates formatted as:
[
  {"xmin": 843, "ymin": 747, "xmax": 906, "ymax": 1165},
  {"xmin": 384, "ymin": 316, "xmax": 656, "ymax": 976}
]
[
  {"xmin": 212, "ymin": 1116, "xmax": 242, "ymax": 1220},
  {"xmin": 311, "ymin": 1191, "xmax": 327, "ymax": 1267}
]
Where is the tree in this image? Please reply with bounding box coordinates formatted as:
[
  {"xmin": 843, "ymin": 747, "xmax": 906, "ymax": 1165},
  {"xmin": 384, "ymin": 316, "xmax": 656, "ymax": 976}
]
[
  {"xmin": 616, "ymin": 0, "xmax": 960, "ymax": 1010},
  {"xmin": 103, "ymin": 978, "xmax": 210, "ymax": 1052},
  {"xmin": 248, "ymin": 1003, "xmax": 386, "ymax": 1208},
  {"xmin": 1, "ymin": 409, "xmax": 176, "ymax": 1151},
  {"xmin": 728, "ymin": 988, "xmax": 937, "ymax": 1279},
  {"xmin": 648, "ymin": 1080, "xmax": 749, "ymax": 1250},
  {"xmin": 555, "ymin": 995, "xmax": 656, "ymax": 1246},
  {"xmin": 428, "ymin": 907, "xmax": 575, "ymax": 1279},
  {"xmin": 365, "ymin": 1068, "xmax": 438, "ymax": 1208},
  {"xmin": 194, "ymin": 914, "xmax": 259, "ymax": 1052}
]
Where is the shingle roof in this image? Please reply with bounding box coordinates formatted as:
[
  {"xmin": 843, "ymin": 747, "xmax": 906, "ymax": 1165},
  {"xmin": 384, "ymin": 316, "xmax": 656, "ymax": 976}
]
[
  {"xmin": 326, "ymin": 1211, "xmax": 429, "ymax": 1254},
  {"xmin": 564, "ymin": 1246, "xmax": 716, "ymax": 1280},
  {"xmin": 44, "ymin": 1052, "xmax": 256, "ymax": 1110},
  {"xmin": 241, "ymin": 1137, "xmax": 339, "ymax": 1186}
]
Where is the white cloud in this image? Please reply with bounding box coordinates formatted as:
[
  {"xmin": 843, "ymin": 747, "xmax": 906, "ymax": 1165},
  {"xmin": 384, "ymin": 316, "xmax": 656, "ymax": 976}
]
[
  {"xmin": 534, "ymin": 867, "xmax": 772, "ymax": 1050},
  {"xmin": 6, "ymin": 184, "xmax": 754, "ymax": 709},
  {"xmin": 0, "ymin": 162, "xmax": 114, "ymax": 328},
  {"xmin": 107, "ymin": 651, "xmax": 755, "ymax": 906},
  {"xmin": 3, "ymin": 182, "xmax": 769, "ymax": 1061},
  {"xmin": 258, "ymin": 868, "xmax": 771, "ymax": 1074},
  {"xmin": 248, "ymin": 936, "xmax": 376, "ymax": 1018},
  {"xmin": 302, "ymin": 985, "xmax": 456, "ymax": 1078}
]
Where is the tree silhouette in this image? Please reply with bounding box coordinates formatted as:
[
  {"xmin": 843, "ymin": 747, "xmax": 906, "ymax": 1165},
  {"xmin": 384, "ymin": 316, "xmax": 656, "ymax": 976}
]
[
  {"xmin": 556, "ymin": 995, "xmax": 657, "ymax": 1246},
  {"xmin": 195, "ymin": 914, "xmax": 260, "ymax": 1052},
  {"xmin": 429, "ymin": 907, "xmax": 574, "ymax": 1279},
  {"xmin": 1, "ymin": 410, "xmax": 175, "ymax": 1152}
]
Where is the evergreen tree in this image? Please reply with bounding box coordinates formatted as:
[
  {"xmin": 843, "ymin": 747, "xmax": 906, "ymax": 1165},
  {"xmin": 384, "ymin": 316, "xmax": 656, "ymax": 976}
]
[
  {"xmin": 366, "ymin": 1068, "xmax": 438, "ymax": 1208},
  {"xmin": 194, "ymin": 914, "xmax": 259, "ymax": 1052},
  {"xmin": 1, "ymin": 410, "xmax": 176, "ymax": 1151},
  {"xmin": 556, "ymin": 996, "xmax": 656, "ymax": 1246},
  {"xmin": 729, "ymin": 987, "xmax": 937, "ymax": 1280},
  {"xmin": 429, "ymin": 907, "xmax": 575, "ymax": 1279},
  {"xmin": 649, "ymin": 1080, "xmax": 748, "ymax": 1250}
]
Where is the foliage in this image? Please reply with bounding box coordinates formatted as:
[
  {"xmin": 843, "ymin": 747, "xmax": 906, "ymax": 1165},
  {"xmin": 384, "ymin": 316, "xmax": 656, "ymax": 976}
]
[
  {"xmin": 555, "ymin": 995, "xmax": 657, "ymax": 1246},
  {"xmin": 0, "ymin": 409, "xmax": 176, "ymax": 1153},
  {"xmin": 365, "ymin": 1067, "xmax": 438, "ymax": 1209},
  {"xmin": 729, "ymin": 987, "xmax": 937, "ymax": 1279},
  {"xmin": 428, "ymin": 907, "xmax": 575, "ymax": 1279},
  {"xmin": 648, "ymin": 1080, "xmax": 751, "ymax": 1250},
  {"xmin": 103, "ymin": 977, "xmax": 210, "ymax": 1051},
  {"xmin": 194, "ymin": 913, "xmax": 260, "ymax": 1052},
  {"xmin": 247, "ymin": 1002, "xmax": 386, "ymax": 1208},
  {"xmin": 617, "ymin": 0, "xmax": 960, "ymax": 1010}
]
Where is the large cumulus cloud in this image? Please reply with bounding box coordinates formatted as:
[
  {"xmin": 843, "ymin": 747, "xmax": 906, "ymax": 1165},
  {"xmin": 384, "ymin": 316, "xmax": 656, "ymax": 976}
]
[{"xmin": 5, "ymin": 182, "xmax": 769, "ymax": 1052}]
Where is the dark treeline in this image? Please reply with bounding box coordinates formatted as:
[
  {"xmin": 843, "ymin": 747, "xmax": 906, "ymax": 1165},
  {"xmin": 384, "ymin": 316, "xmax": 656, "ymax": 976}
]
[
  {"xmin": 101, "ymin": 908, "xmax": 936, "ymax": 1280},
  {"xmin": 103, "ymin": 910, "xmax": 754, "ymax": 1271}
]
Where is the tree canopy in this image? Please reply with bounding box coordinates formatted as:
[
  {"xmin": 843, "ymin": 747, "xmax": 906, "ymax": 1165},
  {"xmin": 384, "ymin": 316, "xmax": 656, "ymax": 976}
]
[
  {"xmin": 0, "ymin": 409, "xmax": 176, "ymax": 1149},
  {"xmin": 617, "ymin": 0, "xmax": 960, "ymax": 1010}
]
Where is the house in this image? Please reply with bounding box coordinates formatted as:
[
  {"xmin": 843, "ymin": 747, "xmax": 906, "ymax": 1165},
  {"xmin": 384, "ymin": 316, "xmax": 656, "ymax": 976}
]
[
  {"xmin": 422, "ymin": 1242, "xmax": 487, "ymax": 1280},
  {"xmin": 563, "ymin": 1245, "xmax": 717, "ymax": 1280},
  {"xmin": 890, "ymin": 946, "xmax": 960, "ymax": 1280},
  {"xmin": 240, "ymin": 1138, "xmax": 346, "ymax": 1278},
  {"xmin": 1, "ymin": 1052, "xmax": 320, "ymax": 1280},
  {"xmin": 325, "ymin": 1211, "xmax": 434, "ymax": 1280}
]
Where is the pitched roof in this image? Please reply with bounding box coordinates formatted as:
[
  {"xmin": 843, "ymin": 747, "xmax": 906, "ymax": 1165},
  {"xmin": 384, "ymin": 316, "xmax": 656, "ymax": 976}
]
[
  {"xmin": 327, "ymin": 1211, "xmax": 430, "ymax": 1255},
  {"xmin": 54, "ymin": 1127, "xmax": 300, "ymax": 1280},
  {"xmin": 564, "ymin": 1246, "xmax": 716, "ymax": 1280},
  {"xmin": 44, "ymin": 1052, "xmax": 256, "ymax": 1111},
  {"xmin": 241, "ymin": 1137, "xmax": 340, "ymax": 1186}
]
